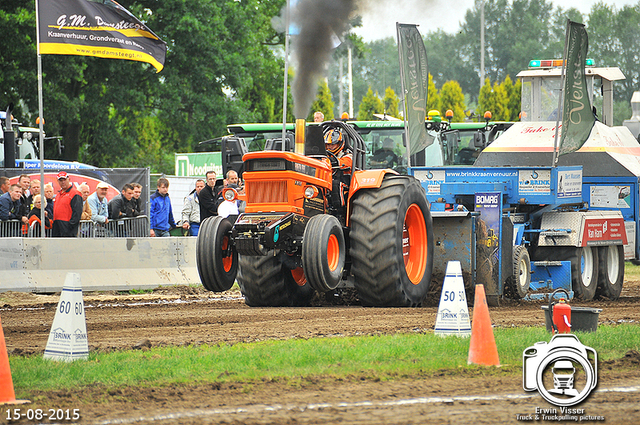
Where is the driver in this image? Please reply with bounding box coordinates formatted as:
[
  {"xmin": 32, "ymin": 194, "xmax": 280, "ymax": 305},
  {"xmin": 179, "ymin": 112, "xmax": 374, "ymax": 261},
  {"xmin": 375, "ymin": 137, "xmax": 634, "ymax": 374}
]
[
  {"xmin": 324, "ymin": 128, "xmax": 352, "ymax": 172},
  {"xmin": 371, "ymin": 137, "xmax": 398, "ymax": 168},
  {"xmin": 324, "ymin": 127, "xmax": 352, "ymax": 216}
]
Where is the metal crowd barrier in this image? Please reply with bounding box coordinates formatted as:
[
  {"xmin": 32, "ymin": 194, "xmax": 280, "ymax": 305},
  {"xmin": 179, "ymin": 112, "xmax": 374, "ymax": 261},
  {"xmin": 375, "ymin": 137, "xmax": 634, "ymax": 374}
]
[
  {"xmin": 26, "ymin": 222, "xmax": 52, "ymax": 238},
  {"xmin": 0, "ymin": 220, "xmax": 23, "ymax": 237},
  {"xmin": 78, "ymin": 215, "xmax": 150, "ymax": 238},
  {"xmin": 1, "ymin": 215, "xmax": 150, "ymax": 238}
]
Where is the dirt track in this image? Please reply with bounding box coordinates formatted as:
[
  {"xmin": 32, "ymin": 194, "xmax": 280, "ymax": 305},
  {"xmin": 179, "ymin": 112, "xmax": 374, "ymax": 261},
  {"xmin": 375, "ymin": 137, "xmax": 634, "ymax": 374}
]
[{"xmin": 1, "ymin": 280, "xmax": 640, "ymax": 424}]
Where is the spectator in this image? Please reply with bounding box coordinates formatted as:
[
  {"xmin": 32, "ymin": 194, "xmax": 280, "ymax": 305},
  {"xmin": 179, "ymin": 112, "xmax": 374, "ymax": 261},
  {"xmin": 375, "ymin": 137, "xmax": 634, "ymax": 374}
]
[
  {"xmin": 26, "ymin": 179, "xmax": 41, "ymax": 211},
  {"xmin": 199, "ymin": 170, "xmax": 222, "ymax": 222},
  {"xmin": 108, "ymin": 183, "xmax": 136, "ymax": 220},
  {"xmin": 0, "ymin": 184, "xmax": 23, "ymax": 221},
  {"xmin": 0, "ymin": 176, "xmax": 10, "ymax": 195},
  {"xmin": 26, "ymin": 194, "xmax": 51, "ymax": 236},
  {"xmin": 43, "ymin": 183, "xmax": 55, "ymax": 219},
  {"xmin": 181, "ymin": 179, "xmax": 204, "ymax": 236},
  {"xmin": 88, "ymin": 182, "xmax": 110, "ymax": 225},
  {"xmin": 131, "ymin": 182, "xmax": 143, "ymax": 216},
  {"xmin": 17, "ymin": 174, "xmax": 31, "ymax": 218},
  {"xmin": 52, "ymin": 171, "xmax": 82, "ymax": 237},
  {"xmin": 18, "ymin": 174, "xmax": 30, "ymax": 196},
  {"xmin": 225, "ymin": 170, "xmax": 240, "ymax": 187},
  {"xmin": 29, "ymin": 179, "xmax": 41, "ymax": 194},
  {"xmin": 150, "ymin": 177, "xmax": 175, "ymax": 237},
  {"xmin": 78, "ymin": 183, "xmax": 92, "ymax": 221}
]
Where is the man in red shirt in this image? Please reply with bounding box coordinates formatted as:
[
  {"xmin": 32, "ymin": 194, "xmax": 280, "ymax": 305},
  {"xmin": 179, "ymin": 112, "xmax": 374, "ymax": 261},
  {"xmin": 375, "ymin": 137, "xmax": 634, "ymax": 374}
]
[{"xmin": 52, "ymin": 171, "xmax": 83, "ymax": 237}]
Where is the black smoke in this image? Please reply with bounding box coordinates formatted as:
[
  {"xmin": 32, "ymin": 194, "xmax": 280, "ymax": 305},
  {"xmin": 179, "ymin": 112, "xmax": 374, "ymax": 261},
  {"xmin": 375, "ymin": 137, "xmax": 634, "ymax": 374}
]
[{"xmin": 290, "ymin": 0, "xmax": 358, "ymax": 118}]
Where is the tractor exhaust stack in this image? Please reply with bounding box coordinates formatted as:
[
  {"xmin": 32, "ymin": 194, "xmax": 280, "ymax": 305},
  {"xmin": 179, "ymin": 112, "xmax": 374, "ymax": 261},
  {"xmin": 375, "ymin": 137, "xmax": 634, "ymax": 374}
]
[{"xmin": 295, "ymin": 118, "xmax": 306, "ymax": 154}]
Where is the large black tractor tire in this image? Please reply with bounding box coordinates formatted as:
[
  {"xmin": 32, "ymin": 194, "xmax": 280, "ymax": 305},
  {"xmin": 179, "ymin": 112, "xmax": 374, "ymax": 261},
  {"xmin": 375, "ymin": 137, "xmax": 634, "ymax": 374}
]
[
  {"xmin": 350, "ymin": 175, "xmax": 434, "ymax": 306},
  {"xmin": 196, "ymin": 216, "xmax": 238, "ymax": 292},
  {"xmin": 302, "ymin": 214, "xmax": 346, "ymax": 292},
  {"xmin": 596, "ymin": 245, "xmax": 624, "ymax": 300},
  {"xmin": 537, "ymin": 246, "xmax": 598, "ymax": 300},
  {"xmin": 237, "ymin": 251, "xmax": 315, "ymax": 307},
  {"xmin": 510, "ymin": 245, "xmax": 531, "ymax": 299}
]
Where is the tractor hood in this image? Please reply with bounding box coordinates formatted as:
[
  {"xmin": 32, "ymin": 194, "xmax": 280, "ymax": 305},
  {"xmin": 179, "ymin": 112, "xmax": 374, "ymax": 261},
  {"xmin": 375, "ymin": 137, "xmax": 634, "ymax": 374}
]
[{"xmin": 475, "ymin": 121, "xmax": 640, "ymax": 177}]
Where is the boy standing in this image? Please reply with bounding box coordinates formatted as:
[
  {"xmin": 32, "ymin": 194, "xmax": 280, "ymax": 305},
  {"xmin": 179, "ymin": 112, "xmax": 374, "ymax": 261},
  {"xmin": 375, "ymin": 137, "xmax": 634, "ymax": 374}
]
[{"xmin": 150, "ymin": 177, "xmax": 176, "ymax": 237}]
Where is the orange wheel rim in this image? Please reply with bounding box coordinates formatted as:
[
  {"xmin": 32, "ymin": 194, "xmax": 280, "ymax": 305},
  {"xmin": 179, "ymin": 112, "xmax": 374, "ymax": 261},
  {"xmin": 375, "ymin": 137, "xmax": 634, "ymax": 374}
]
[
  {"xmin": 403, "ymin": 204, "xmax": 427, "ymax": 284},
  {"xmin": 327, "ymin": 234, "xmax": 340, "ymax": 272},
  {"xmin": 291, "ymin": 267, "xmax": 307, "ymax": 286},
  {"xmin": 221, "ymin": 236, "xmax": 233, "ymax": 273}
]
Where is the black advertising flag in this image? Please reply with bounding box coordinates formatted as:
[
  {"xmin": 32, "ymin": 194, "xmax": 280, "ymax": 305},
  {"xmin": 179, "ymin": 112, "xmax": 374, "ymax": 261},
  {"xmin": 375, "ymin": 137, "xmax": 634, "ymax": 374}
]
[
  {"xmin": 558, "ymin": 21, "xmax": 595, "ymax": 155},
  {"xmin": 397, "ymin": 23, "xmax": 432, "ymax": 155},
  {"xmin": 37, "ymin": 0, "xmax": 166, "ymax": 72}
]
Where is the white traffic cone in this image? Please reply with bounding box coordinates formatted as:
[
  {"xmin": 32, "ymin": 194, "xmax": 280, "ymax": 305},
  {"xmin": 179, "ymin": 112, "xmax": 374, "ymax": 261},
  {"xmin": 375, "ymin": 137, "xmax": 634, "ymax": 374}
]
[
  {"xmin": 434, "ymin": 261, "xmax": 471, "ymax": 337},
  {"xmin": 43, "ymin": 273, "xmax": 89, "ymax": 362}
]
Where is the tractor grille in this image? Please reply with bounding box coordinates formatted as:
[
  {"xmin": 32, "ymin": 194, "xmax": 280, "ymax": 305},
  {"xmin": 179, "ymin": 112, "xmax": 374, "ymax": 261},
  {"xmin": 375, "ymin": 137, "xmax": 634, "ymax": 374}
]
[{"xmin": 248, "ymin": 180, "xmax": 288, "ymax": 204}]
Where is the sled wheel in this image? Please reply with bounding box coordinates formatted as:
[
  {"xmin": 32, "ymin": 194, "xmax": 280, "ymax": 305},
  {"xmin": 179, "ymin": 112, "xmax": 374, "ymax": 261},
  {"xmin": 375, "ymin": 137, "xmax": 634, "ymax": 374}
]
[
  {"xmin": 302, "ymin": 214, "xmax": 346, "ymax": 292},
  {"xmin": 350, "ymin": 175, "xmax": 434, "ymax": 306},
  {"xmin": 196, "ymin": 216, "xmax": 237, "ymax": 292},
  {"xmin": 538, "ymin": 246, "xmax": 598, "ymax": 300},
  {"xmin": 596, "ymin": 245, "xmax": 624, "ymax": 300},
  {"xmin": 574, "ymin": 246, "xmax": 598, "ymax": 300},
  {"xmin": 237, "ymin": 251, "xmax": 314, "ymax": 307},
  {"xmin": 511, "ymin": 245, "xmax": 531, "ymax": 298}
]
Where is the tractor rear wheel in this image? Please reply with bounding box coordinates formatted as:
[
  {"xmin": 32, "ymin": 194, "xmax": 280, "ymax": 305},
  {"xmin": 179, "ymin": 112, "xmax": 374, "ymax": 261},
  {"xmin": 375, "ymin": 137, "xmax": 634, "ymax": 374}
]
[
  {"xmin": 350, "ymin": 175, "xmax": 434, "ymax": 306},
  {"xmin": 196, "ymin": 216, "xmax": 237, "ymax": 292},
  {"xmin": 237, "ymin": 251, "xmax": 314, "ymax": 307},
  {"xmin": 302, "ymin": 214, "xmax": 346, "ymax": 292},
  {"xmin": 596, "ymin": 245, "xmax": 624, "ymax": 300}
]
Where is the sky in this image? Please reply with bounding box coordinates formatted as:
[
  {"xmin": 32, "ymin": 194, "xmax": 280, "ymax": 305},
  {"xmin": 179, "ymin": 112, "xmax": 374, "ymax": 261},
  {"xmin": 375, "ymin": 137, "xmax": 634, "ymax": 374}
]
[{"xmin": 353, "ymin": 0, "xmax": 637, "ymax": 42}]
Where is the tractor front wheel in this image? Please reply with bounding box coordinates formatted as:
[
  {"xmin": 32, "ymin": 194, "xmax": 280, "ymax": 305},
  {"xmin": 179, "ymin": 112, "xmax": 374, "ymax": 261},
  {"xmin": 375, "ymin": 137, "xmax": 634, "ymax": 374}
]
[
  {"xmin": 350, "ymin": 175, "xmax": 434, "ymax": 306},
  {"xmin": 196, "ymin": 216, "xmax": 238, "ymax": 292},
  {"xmin": 302, "ymin": 214, "xmax": 346, "ymax": 292}
]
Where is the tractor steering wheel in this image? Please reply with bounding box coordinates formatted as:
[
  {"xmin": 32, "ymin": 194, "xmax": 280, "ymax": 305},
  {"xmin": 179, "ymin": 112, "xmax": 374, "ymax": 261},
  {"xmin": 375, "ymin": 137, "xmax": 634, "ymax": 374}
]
[{"xmin": 326, "ymin": 150, "xmax": 340, "ymax": 169}]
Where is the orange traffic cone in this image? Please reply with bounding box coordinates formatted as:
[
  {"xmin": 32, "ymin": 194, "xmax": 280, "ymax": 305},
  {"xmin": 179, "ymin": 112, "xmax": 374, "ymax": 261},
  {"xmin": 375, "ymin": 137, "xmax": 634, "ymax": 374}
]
[
  {"xmin": 0, "ymin": 316, "xmax": 29, "ymax": 405},
  {"xmin": 467, "ymin": 284, "xmax": 500, "ymax": 366}
]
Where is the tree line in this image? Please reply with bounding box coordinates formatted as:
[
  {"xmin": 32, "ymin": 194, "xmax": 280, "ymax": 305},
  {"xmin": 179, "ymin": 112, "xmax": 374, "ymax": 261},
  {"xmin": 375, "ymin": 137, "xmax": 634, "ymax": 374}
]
[{"xmin": 1, "ymin": 0, "xmax": 639, "ymax": 174}]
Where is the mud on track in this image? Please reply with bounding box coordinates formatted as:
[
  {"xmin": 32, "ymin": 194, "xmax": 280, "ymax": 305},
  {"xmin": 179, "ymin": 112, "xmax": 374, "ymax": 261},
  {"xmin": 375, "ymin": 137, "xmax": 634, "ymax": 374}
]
[{"xmin": 1, "ymin": 280, "xmax": 639, "ymax": 424}]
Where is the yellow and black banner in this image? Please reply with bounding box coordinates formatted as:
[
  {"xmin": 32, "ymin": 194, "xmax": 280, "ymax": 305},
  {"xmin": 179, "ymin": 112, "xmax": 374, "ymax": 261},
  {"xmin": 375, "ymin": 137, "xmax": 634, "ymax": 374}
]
[{"xmin": 36, "ymin": 0, "xmax": 166, "ymax": 72}]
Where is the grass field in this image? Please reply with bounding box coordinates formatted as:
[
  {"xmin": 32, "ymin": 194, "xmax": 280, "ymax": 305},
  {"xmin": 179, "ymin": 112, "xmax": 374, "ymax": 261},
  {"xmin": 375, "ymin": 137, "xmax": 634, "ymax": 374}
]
[
  {"xmin": 9, "ymin": 324, "xmax": 640, "ymax": 395},
  {"xmin": 625, "ymin": 262, "xmax": 640, "ymax": 281}
]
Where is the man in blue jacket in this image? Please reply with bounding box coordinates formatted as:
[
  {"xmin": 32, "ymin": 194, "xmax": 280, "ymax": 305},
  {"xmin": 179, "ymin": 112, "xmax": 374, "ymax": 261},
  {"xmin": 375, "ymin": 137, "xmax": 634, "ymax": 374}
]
[
  {"xmin": 150, "ymin": 177, "xmax": 176, "ymax": 237},
  {"xmin": 0, "ymin": 184, "xmax": 24, "ymax": 221},
  {"xmin": 0, "ymin": 184, "xmax": 26, "ymax": 237}
]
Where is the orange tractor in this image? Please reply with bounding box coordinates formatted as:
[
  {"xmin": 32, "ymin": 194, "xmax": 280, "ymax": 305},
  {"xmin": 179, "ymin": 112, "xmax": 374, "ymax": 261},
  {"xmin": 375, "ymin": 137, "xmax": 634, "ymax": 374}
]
[{"xmin": 196, "ymin": 120, "xmax": 434, "ymax": 306}]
